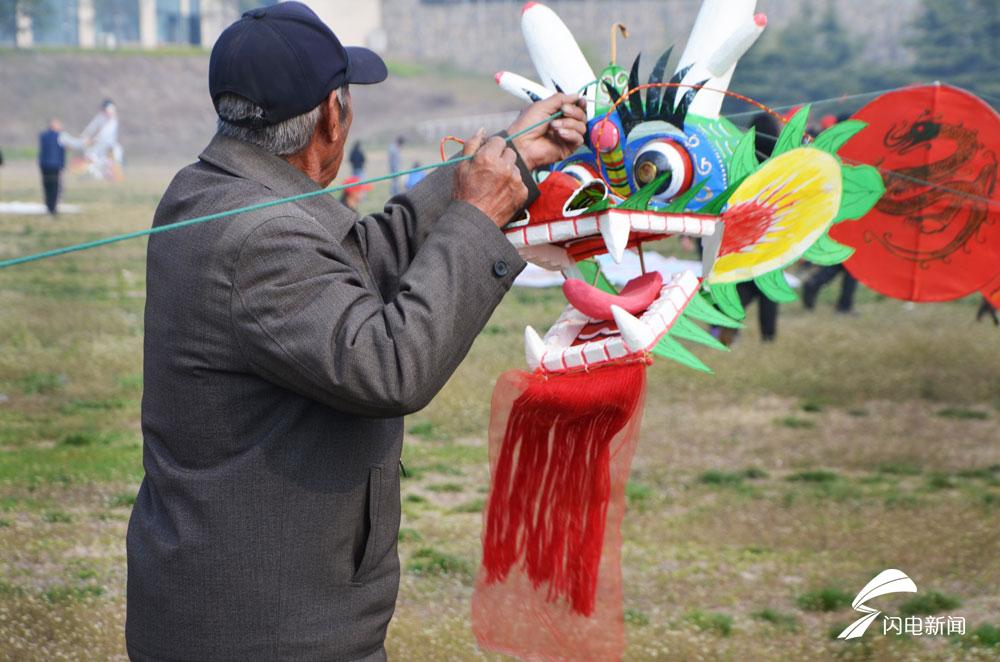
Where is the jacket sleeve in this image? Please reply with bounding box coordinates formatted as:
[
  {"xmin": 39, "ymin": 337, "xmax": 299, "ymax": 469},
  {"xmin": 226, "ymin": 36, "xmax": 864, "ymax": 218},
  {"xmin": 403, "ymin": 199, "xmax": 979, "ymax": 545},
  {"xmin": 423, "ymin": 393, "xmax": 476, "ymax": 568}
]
[
  {"xmin": 230, "ymin": 203, "xmax": 527, "ymax": 418},
  {"xmin": 355, "ymin": 137, "xmax": 539, "ymax": 299}
]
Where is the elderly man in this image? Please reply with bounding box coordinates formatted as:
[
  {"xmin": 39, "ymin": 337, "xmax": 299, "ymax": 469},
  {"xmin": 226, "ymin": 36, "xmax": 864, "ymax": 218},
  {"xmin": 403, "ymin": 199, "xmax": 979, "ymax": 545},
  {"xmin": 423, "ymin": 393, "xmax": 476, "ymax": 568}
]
[{"xmin": 126, "ymin": 3, "xmax": 586, "ymax": 661}]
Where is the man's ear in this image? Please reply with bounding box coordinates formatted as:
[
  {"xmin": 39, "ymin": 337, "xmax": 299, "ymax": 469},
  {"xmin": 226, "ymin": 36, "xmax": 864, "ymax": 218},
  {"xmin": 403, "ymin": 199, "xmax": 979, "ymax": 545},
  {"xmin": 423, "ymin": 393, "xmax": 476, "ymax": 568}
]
[{"xmin": 321, "ymin": 91, "xmax": 340, "ymax": 142}]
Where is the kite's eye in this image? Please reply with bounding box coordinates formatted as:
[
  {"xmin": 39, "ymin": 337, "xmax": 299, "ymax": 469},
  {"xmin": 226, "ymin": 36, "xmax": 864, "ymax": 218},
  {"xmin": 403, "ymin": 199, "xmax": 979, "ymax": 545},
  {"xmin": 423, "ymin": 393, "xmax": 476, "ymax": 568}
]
[
  {"xmin": 561, "ymin": 162, "xmax": 600, "ymax": 185},
  {"xmin": 613, "ymin": 69, "xmax": 629, "ymax": 91},
  {"xmin": 632, "ymin": 139, "xmax": 694, "ymax": 201}
]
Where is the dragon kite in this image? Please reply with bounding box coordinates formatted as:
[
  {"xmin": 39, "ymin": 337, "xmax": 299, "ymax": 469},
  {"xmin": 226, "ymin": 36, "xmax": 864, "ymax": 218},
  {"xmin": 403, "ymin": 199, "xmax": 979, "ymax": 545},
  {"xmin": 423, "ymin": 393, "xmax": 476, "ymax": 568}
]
[{"xmin": 469, "ymin": 2, "xmax": 999, "ymax": 660}]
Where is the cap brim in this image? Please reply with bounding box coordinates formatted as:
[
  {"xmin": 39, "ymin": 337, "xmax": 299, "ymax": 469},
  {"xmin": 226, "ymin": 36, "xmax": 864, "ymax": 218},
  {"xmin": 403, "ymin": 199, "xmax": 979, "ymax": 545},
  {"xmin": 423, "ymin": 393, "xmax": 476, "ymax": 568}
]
[{"xmin": 345, "ymin": 47, "xmax": 388, "ymax": 85}]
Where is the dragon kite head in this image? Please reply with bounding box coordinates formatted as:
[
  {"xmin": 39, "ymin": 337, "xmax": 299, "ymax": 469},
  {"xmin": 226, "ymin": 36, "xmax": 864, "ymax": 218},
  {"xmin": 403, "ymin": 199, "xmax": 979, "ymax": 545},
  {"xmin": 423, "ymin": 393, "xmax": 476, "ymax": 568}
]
[{"xmin": 494, "ymin": 1, "xmax": 885, "ymax": 375}]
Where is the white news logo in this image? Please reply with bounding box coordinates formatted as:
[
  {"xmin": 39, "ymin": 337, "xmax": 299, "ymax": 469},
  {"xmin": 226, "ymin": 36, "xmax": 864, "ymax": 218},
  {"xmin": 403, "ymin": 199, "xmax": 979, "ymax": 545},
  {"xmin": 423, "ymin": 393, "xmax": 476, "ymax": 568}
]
[
  {"xmin": 837, "ymin": 569, "xmax": 917, "ymax": 640},
  {"xmin": 836, "ymin": 569, "xmax": 965, "ymax": 640}
]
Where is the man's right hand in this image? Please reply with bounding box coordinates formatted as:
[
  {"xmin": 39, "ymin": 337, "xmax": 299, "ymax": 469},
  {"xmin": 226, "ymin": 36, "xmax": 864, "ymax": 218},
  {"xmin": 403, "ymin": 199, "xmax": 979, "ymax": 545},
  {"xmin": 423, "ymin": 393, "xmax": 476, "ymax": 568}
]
[{"xmin": 454, "ymin": 130, "xmax": 529, "ymax": 228}]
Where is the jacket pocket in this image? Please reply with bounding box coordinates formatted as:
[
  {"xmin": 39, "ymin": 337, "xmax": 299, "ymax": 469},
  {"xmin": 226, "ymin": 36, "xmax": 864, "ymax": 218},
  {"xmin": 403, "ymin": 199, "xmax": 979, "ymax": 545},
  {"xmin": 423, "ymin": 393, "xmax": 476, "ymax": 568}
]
[{"xmin": 351, "ymin": 464, "xmax": 383, "ymax": 583}]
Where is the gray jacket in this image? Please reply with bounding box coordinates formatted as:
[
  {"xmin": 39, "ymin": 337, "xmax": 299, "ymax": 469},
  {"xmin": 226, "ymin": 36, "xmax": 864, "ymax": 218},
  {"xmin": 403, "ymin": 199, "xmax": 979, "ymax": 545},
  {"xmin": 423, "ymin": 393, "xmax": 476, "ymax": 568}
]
[{"xmin": 126, "ymin": 134, "xmax": 531, "ymax": 661}]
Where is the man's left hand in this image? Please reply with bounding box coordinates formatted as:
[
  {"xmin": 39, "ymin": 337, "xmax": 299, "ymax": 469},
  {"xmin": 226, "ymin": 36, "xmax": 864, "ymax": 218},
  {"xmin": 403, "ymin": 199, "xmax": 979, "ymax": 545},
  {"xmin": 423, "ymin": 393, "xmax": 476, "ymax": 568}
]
[{"xmin": 508, "ymin": 93, "xmax": 587, "ymax": 171}]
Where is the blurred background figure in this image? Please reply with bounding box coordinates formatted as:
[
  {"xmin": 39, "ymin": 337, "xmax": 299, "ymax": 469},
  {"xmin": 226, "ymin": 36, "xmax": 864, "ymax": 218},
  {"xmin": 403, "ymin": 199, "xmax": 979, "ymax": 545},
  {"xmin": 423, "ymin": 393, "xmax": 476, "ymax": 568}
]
[
  {"xmin": 719, "ymin": 111, "xmax": 783, "ymax": 345},
  {"xmin": 78, "ymin": 99, "xmax": 124, "ymax": 181},
  {"xmin": 38, "ymin": 119, "xmax": 67, "ymax": 215},
  {"xmin": 802, "ymin": 113, "xmax": 860, "ymax": 315},
  {"xmin": 339, "ymin": 176, "xmax": 374, "ymax": 212},
  {"xmin": 388, "ymin": 134, "xmax": 405, "ymax": 195},
  {"xmin": 977, "ymin": 297, "xmax": 998, "ymax": 326},
  {"xmin": 802, "ymin": 263, "xmax": 859, "ymax": 314},
  {"xmin": 349, "ymin": 141, "xmax": 366, "ymax": 178},
  {"xmin": 405, "ymin": 161, "xmax": 426, "ymax": 190}
]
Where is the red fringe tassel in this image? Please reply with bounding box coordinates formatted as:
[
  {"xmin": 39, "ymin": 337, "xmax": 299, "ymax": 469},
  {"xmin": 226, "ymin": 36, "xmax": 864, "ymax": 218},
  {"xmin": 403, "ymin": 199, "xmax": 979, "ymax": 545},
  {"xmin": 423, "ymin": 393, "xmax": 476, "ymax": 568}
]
[{"xmin": 481, "ymin": 362, "xmax": 647, "ymax": 616}]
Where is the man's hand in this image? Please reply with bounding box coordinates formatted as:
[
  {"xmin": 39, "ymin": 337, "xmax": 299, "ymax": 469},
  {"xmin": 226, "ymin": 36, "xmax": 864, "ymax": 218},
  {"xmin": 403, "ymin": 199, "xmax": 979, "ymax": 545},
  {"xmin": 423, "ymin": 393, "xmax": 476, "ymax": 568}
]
[
  {"xmin": 454, "ymin": 129, "xmax": 529, "ymax": 228},
  {"xmin": 508, "ymin": 93, "xmax": 587, "ymax": 171}
]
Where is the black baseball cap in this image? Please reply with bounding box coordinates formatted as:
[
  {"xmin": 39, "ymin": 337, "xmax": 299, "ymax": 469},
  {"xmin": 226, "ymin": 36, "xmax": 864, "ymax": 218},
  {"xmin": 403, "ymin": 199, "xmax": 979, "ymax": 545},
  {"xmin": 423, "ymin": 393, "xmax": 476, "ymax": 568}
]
[{"xmin": 209, "ymin": 1, "xmax": 387, "ymax": 126}]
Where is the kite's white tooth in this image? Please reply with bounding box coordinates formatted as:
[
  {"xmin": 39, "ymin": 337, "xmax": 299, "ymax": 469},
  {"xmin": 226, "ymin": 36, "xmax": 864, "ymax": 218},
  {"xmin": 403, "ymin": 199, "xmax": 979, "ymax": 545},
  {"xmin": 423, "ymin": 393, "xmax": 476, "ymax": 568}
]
[
  {"xmin": 524, "ymin": 325, "xmax": 546, "ymax": 369},
  {"xmin": 600, "ymin": 213, "xmax": 631, "ymax": 264},
  {"xmin": 630, "ymin": 211, "xmax": 651, "ymax": 232},
  {"xmin": 611, "ymin": 305, "xmax": 656, "ymax": 352}
]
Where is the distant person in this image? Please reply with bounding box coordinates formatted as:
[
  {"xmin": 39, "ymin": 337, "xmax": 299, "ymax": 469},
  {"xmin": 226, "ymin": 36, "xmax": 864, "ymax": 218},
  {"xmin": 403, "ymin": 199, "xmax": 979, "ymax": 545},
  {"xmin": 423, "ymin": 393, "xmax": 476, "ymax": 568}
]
[
  {"xmin": 802, "ymin": 263, "xmax": 859, "ymax": 314},
  {"xmin": 388, "ymin": 134, "xmax": 405, "ymax": 195},
  {"xmin": 976, "ymin": 296, "xmax": 998, "ymax": 326},
  {"xmin": 349, "ymin": 141, "xmax": 366, "ymax": 177},
  {"xmin": 405, "ymin": 161, "xmax": 426, "ymax": 190},
  {"xmin": 339, "ymin": 175, "xmax": 373, "ymax": 211},
  {"xmin": 79, "ymin": 98, "xmax": 123, "ymax": 181},
  {"xmin": 718, "ymin": 112, "xmax": 782, "ymax": 345},
  {"xmin": 38, "ymin": 119, "xmax": 67, "ymax": 215},
  {"xmin": 802, "ymin": 114, "xmax": 860, "ymax": 315}
]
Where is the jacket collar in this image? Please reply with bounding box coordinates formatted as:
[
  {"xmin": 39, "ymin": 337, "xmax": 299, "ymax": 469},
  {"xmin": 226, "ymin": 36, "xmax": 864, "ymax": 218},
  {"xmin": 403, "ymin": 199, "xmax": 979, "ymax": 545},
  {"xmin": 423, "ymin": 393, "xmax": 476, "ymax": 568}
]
[{"xmin": 198, "ymin": 133, "xmax": 355, "ymax": 241}]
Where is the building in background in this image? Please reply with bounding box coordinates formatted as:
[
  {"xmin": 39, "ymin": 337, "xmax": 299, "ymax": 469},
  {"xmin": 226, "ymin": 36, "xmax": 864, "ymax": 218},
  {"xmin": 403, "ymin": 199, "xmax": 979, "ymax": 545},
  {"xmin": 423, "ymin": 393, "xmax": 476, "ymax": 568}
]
[{"xmin": 0, "ymin": 0, "xmax": 385, "ymax": 51}]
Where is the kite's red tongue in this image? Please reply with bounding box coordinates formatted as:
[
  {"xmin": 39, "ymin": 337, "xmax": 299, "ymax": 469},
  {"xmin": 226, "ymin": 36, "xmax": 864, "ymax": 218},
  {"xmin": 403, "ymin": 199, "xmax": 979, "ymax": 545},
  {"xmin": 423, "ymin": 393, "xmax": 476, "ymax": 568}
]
[{"xmin": 562, "ymin": 272, "xmax": 663, "ymax": 320}]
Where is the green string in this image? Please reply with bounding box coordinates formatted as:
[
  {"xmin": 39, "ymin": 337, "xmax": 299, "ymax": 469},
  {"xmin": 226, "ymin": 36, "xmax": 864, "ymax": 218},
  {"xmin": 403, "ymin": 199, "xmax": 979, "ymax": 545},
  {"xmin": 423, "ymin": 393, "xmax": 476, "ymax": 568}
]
[{"xmin": 0, "ymin": 112, "xmax": 566, "ymax": 270}]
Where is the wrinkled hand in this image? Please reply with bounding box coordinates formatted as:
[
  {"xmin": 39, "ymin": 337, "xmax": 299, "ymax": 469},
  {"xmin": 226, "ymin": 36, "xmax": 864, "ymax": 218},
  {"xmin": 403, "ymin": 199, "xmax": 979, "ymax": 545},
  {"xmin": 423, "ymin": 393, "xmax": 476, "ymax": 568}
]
[
  {"xmin": 454, "ymin": 129, "xmax": 529, "ymax": 228},
  {"xmin": 508, "ymin": 93, "xmax": 587, "ymax": 171}
]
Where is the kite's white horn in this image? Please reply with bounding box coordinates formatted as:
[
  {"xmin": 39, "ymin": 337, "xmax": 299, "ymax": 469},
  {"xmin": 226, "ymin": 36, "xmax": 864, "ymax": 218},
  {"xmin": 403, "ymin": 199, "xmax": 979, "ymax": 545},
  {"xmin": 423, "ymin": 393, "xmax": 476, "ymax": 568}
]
[
  {"xmin": 675, "ymin": 0, "xmax": 759, "ymax": 119},
  {"xmin": 706, "ymin": 14, "xmax": 767, "ymax": 77},
  {"xmin": 611, "ymin": 305, "xmax": 656, "ymax": 353},
  {"xmin": 524, "ymin": 325, "xmax": 547, "ymax": 369},
  {"xmin": 521, "ymin": 2, "xmax": 597, "ymax": 117},
  {"xmin": 495, "ymin": 71, "xmax": 555, "ymax": 104}
]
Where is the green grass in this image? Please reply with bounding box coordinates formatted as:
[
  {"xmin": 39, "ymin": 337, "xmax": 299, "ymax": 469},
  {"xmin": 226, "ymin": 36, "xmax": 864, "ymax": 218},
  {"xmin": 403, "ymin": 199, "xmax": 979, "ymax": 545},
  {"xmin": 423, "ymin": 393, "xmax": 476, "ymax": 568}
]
[
  {"xmin": 685, "ymin": 609, "xmax": 733, "ymax": 636},
  {"xmin": 899, "ymin": 591, "xmax": 962, "ymax": 616},
  {"xmin": 752, "ymin": 608, "xmax": 799, "ymax": 631},
  {"xmin": 775, "ymin": 416, "xmax": 816, "ymax": 429},
  {"xmin": 426, "ymin": 482, "xmax": 463, "ymax": 493},
  {"xmin": 962, "ymin": 623, "xmax": 1000, "ymax": 648},
  {"xmin": 108, "ymin": 493, "xmax": 136, "ymax": 508},
  {"xmin": 698, "ymin": 467, "xmax": 768, "ymax": 486},
  {"xmin": 398, "ymin": 528, "xmax": 423, "ymax": 543},
  {"xmin": 936, "ymin": 408, "xmax": 989, "ymax": 420},
  {"xmin": 450, "ymin": 498, "xmax": 485, "ymax": 514},
  {"xmin": 407, "ymin": 421, "xmax": 442, "ymax": 441},
  {"xmin": 405, "ymin": 548, "xmax": 471, "ymax": 578},
  {"xmin": 42, "ymin": 584, "xmax": 105, "ymax": 603},
  {"xmin": 41, "ymin": 510, "xmax": 73, "ymax": 524},
  {"xmin": 925, "ymin": 473, "xmax": 958, "ymax": 490},
  {"xmin": 786, "ymin": 470, "xmax": 839, "ymax": 483},
  {"xmin": 624, "ymin": 607, "xmax": 650, "ymax": 626},
  {"xmin": 878, "ymin": 461, "xmax": 923, "ymax": 476},
  {"xmin": 16, "ymin": 372, "xmax": 65, "ymax": 395},
  {"xmin": 796, "ymin": 587, "xmax": 852, "ymax": 612},
  {"xmin": 625, "ymin": 481, "xmax": 652, "ymax": 506}
]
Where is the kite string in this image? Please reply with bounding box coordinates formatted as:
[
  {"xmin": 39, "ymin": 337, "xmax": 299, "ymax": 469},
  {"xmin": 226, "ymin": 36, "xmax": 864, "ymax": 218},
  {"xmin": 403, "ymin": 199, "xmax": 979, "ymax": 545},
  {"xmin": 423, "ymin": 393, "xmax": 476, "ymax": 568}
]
[{"xmin": 0, "ymin": 96, "xmax": 583, "ymax": 271}]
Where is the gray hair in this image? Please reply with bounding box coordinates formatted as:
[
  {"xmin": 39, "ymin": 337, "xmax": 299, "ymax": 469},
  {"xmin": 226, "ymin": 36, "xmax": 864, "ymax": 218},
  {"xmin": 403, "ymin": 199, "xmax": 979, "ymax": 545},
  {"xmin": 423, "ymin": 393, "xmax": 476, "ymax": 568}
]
[{"xmin": 216, "ymin": 86, "xmax": 350, "ymax": 156}]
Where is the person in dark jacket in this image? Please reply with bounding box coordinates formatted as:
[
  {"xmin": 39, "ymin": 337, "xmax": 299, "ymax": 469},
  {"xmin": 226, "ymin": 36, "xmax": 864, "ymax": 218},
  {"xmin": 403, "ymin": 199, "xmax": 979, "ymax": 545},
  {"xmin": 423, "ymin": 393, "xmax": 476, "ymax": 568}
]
[
  {"xmin": 38, "ymin": 119, "xmax": 66, "ymax": 215},
  {"xmin": 349, "ymin": 140, "xmax": 366, "ymax": 177},
  {"xmin": 717, "ymin": 112, "xmax": 781, "ymax": 345},
  {"xmin": 126, "ymin": 3, "xmax": 586, "ymax": 661}
]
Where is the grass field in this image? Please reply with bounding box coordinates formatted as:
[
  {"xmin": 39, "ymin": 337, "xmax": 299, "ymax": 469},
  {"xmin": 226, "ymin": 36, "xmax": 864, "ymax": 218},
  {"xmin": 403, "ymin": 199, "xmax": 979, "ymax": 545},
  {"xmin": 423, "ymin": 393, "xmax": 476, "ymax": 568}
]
[{"xmin": 0, "ymin": 160, "xmax": 998, "ymax": 661}]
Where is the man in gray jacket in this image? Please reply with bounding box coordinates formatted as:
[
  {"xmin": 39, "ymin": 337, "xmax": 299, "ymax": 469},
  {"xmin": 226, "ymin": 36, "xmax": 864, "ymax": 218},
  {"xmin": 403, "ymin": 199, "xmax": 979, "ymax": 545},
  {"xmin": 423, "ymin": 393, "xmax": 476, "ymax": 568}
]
[{"xmin": 126, "ymin": 3, "xmax": 586, "ymax": 661}]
